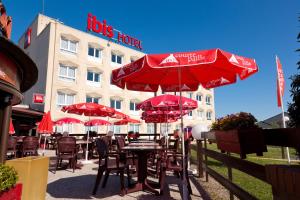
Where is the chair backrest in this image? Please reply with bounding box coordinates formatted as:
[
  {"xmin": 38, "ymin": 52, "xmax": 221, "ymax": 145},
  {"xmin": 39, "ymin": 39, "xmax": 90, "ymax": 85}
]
[
  {"xmin": 7, "ymin": 137, "xmax": 17, "ymax": 150},
  {"xmin": 115, "ymin": 136, "xmax": 125, "ymax": 150},
  {"xmin": 159, "ymin": 136, "xmax": 166, "ymax": 146},
  {"xmin": 57, "ymin": 136, "xmax": 76, "ymax": 154},
  {"xmin": 22, "ymin": 136, "xmax": 39, "ymax": 151},
  {"xmin": 95, "ymin": 138, "xmax": 109, "ymax": 160}
]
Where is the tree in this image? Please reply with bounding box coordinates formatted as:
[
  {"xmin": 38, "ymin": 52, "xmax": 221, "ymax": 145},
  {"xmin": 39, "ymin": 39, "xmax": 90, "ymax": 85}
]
[{"xmin": 287, "ymin": 16, "xmax": 300, "ymax": 127}]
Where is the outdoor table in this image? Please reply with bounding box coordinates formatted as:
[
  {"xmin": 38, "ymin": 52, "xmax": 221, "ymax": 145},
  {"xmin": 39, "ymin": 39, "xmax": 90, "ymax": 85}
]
[{"xmin": 122, "ymin": 144, "xmax": 163, "ymax": 195}]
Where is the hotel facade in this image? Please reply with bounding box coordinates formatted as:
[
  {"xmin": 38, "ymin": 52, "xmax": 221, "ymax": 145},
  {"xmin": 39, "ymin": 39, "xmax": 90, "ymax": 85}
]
[{"xmin": 18, "ymin": 14, "xmax": 215, "ymax": 134}]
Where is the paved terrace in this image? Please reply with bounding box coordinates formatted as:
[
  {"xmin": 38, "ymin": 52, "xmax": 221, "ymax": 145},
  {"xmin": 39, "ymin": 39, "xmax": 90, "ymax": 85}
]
[{"xmin": 44, "ymin": 150, "xmax": 230, "ymax": 200}]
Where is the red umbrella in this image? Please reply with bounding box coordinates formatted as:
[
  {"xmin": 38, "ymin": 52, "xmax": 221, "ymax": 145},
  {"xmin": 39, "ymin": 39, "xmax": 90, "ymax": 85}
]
[
  {"xmin": 84, "ymin": 119, "xmax": 111, "ymax": 126},
  {"xmin": 111, "ymin": 49, "xmax": 258, "ymax": 199},
  {"xmin": 54, "ymin": 117, "xmax": 83, "ymax": 125},
  {"xmin": 137, "ymin": 94, "xmax": 197, "ymax": 111},
  {"xmin": 37, "ymin": 111, "xmax": 53, "ymax": 155},
  {"xmin": 9, "ymin": 119, "xmax": 15, "ymax": 135},
  {"xmin": 110, "ymin": 110, "xmax": 129, "ymax": 119},
  {"xmin": 113, "ymin": 118, "xmax": 140, "ymax": 125},
  {"xmin": 37, "ymin": 111, "xmax": 53, "ymax": 134},
  {"xmin": 142, "ymin": 110, "xmax": 189, "ymax": 118},
  {"xmin": 61, "ymin": 103, "xmax": 115, "ymax": 163}
]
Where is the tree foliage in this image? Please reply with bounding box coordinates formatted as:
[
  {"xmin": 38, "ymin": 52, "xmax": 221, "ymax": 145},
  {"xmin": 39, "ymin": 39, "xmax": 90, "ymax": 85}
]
[{"xmin": 287, "ymin": 16, "xmax": 300, "ymax": 127}]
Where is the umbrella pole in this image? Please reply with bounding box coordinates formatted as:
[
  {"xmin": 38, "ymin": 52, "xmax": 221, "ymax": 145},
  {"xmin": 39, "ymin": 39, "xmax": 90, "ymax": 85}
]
[
  {"xmin": 178, "ymin": 67, "xmax": 189, "ymax": 200},
  {"xmin": 43, "ymin": 134, "xmax": 47, "ymax": 156}
]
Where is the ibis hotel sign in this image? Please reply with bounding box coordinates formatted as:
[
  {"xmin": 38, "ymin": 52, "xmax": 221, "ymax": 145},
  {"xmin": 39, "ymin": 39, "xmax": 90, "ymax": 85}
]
[{"xmin": 87, "ymin": 13, "xmax": 142, "ymax": 50}]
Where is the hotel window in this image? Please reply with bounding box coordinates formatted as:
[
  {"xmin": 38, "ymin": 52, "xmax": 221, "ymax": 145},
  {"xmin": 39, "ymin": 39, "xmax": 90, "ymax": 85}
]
[
  {"xmin": 129, "ymin": 101, "xmax": 139, "ymax": 112},
  {"xmin": 206, "ymin": 95, "xmax": 212, "ymax": 105},
  {"xmin": 196, "ymin": 94, "xmax": 202, "ymax": 102},
  {"xmin": 188, "ymin": 111, "xmax": 193, "ymax": 117},
  {"xmin": 86, "ymin": 96, "xmax": 101, "ymax": 104},
  {"xmin": 60, "ymin": 37, "xmax": 77, "ymax": 53},
  {"xmin": 85, "ymin": 126, "xmax": 98, "ymax": 133},
  {"xmin": 87, "ymin": 70, "xmax": 101, "ymax": 86},
  {"xmin": 147, "ymin": 124, "xmax": 154, "ymax": 134},
  {"xmin": 111, "ymin": 53, "xmax": 123, "ymax": 64},
  {"xmin": 59, "ymin": 64, "xmax": 76, "ymax": 82},
  {"xmin": 56, "ymin": 124, "xmax": 73, "ymax": 134},
  {"xmin": 197, "ymin": 110, "xmax": 204, "ymax": 119},
  {"xmin": 206, "ymin": 111, "xmax": 212, "ymax": 120},
  {"xmin": 110, "ymin": 99, "xmax": 121, "ymax": 110},
  {"xmin": 57, "ymin": 92, "xmax": 75, "ymax": 107},
  {"xmin": 129, "ymin": 124, "xmax": 140, "ymax": 132},
  {"xmin": 187, "ymin": 92, "xmax": 193, "ymax": 99},
  {"xmin": 109, "ymin": 125, "xmax": 121, "ymax": 133},
  {"xmin": 88, "ymin": 46, "xmax": 102, "ymax": 59}
]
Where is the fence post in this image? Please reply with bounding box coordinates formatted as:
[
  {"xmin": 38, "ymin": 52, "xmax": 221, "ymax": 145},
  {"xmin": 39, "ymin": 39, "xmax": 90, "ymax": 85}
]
[
  {"xmin": 204, "ymin": 135, "xmax": 209, "ymax": 182},
  {"xmin": 227, "ymin": 152, "xmax": 234, "ymax": 200},
  {"xmin": 197, "ymin": 139, "xmax": 204, "ymax": 178}
]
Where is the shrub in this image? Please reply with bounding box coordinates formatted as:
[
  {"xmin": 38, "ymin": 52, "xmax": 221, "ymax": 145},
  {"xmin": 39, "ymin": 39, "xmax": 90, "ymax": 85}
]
[
  {"xmin": 211, "ymin": 112, "xmax": 259, "ymax": 131},
  {"xmin": 0, "ymin": 165, "xmax": 18, "ymax": 192}
]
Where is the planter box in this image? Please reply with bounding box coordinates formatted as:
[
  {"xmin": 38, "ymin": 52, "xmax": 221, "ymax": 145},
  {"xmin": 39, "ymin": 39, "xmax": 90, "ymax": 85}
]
[
  {"xmin": 0, "ymin": 183, "xmax": 22, "ymax": 200},
  {"xmin": 214, "ymin": 129, "xmax": 267, "ymax": 159},
  {"xmin": 266, "ymin": 165, "xmax": 300, "ymax": 200}
]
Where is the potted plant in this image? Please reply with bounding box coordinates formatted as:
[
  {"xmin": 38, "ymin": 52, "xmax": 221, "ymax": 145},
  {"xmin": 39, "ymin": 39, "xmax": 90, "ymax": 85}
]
[
  {"xmin": 0, "ymin": 165, "xmax": 22, "ymax": 200},
  {"xmin": 211, "ymin": 112, "xmax": 267, "ymax": 159}
]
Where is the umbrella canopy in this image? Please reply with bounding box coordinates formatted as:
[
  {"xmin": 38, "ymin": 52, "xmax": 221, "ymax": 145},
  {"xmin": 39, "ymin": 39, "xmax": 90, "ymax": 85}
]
[
  {"xmin": 61, "ymin": 102, "xmax": 115, "ymax": 117},
  {"xmin": 113, "ymin": 118, "xmax": 140, "ymax": 125},
  {"xmin": 144, "ymin": 117, "xmax": 179, "ymax": 123},
  {"xmin": 84, "ymin": 119, "xmax": 111, "ymax": 126},
  {"xmin": 111, "ymin": 48, "xmax": 258, "ymax": 92},
  {"xmin": 137, "ymin": 94, "xmax": 197, "ymax": 111},
  {"xmin": 142, "ymin": 110, "xmax": 189, "ymax": 118},
  {"xmin": 54, "ymin": 117, "xmax": 83, "ymax": 125},
  {"xmin": 109, "ymin": 110, "xmax": 129, "ymax": 119},
  {"xmin": 9, "ymin": 119, "xmax": 15, "ymax": 135},
  {"xmin": 37, "ymin": 111, "xmax": 53, "ymax": 134}
]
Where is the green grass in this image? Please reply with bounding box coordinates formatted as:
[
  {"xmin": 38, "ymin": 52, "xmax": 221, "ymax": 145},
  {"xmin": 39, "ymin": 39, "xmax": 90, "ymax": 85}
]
[{"xmin": 190, "ymin": 143, "xmax": 299, "ymax": 200}]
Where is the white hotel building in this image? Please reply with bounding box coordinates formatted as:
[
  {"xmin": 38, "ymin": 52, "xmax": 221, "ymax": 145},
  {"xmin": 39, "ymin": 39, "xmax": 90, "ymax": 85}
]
[{"xmin": 18, "ymin": 14, "xmax": 215, "ymax": 134}]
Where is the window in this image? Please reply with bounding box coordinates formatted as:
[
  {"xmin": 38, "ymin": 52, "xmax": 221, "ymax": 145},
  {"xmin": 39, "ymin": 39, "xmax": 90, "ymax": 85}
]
[
  {"xmin": 86, "ymin": 71, "xmax": 101, "ymax": 87},
  {"xmin": 130, "ymin": 101, "xmax": 138, "ymax": 112},
  {"xmin": 188, "ymin": 111, "xmax": 193, "ymax": 117},
  {"xmin": 88, "ymin": 46, "xmax": 102, "ymax": 59},
  {"xmin": 196, "ymin": 94, "xmax": 202, "ymax": 102},
  {"xmin": 86, "ymin": 96, "xmax": 101, "ymax": 104},
  {"xmin": 161, "ymin": 124, "xmax": 171, "ymax": 133},
  {"xmin": 147, "ymin": 124, "xmax": 154, "ymax": 134},
  {"xmin": 109, "ymin": 125, "xmax": 121, "ymax": 134},
  {"xmin": 56, "ymin": 124, "xmax": 73, "ymax": 134},
  {"xmin": 129, "ymin": 124, "xmax": 140, "ymax": 132},
  {"xmin": 110, "ymin": 99, "xmax": 121, "ymax": 110},
  {"xmin": 206, "ymin": 96, "xmax": 212, "ymax": 105},
  {"xmin": 57, "ymin": 92, "xmax": 75, "ymax": 107},
  {"xmin": 206, "ymin": 111, "xmax": 212, "ymax": 120},
  {"xmin": 59, "ymin": 64, "xmax": 76, "ymax": 81},
  {"xmin": 111, "ymin": 53, "xmax": 123, "ymax": 64},
  {"xmin": 197, "ymin": 110, "xmax": 204, "ymax": 119},
  {"xmin": 187, "ymin": 92, "xmax": 193, "ymax": 99},
  {"xmin": 85, "ymin": 126, "xmax": 98, "ymax": 133},
  {"xmin": 60, "ymin": 37, "xmax": 77, "ymax": 53}
]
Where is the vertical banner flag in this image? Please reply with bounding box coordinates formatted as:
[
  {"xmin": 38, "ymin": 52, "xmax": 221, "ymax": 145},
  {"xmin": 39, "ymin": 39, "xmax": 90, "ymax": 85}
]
[{"xmin": 276, "ymin": 56, "xmax": 285, "ymax": 107}]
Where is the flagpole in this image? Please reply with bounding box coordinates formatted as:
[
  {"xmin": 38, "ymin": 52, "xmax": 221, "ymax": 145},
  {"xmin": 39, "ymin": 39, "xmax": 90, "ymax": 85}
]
[{"xmin": 276, "ymin": 55, "xmax": 291, "ymax": 164}]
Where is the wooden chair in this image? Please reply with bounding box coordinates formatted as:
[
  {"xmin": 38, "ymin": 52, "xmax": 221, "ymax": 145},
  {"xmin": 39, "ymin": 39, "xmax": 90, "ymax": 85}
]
[
  {"xmin": 22, "ymin": 136, "xmax": 39, "ymax": 157},
  {"xmin": 7, "ymin": 136, "xmax": 17, "ymax": 159},
  {"xmin": 159, "ymin": 139, "xmax": 192, "ymax": 195},
  {"xmin": 56, "ymin": 136, "xmax": 77, "ymax": 173},
  {"xmin": 92, "ymin": 137, "xmax": 130, "ymax": 196}
]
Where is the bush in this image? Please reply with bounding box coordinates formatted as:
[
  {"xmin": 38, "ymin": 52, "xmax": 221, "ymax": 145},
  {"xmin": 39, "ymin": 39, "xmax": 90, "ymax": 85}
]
[
  {"xmin": 0, "ymin": 165, "xmax": 18, "ymax": 192},
  {"xmin": 211, "ymin": 112, "xmax": 259, "ymax": 131}
]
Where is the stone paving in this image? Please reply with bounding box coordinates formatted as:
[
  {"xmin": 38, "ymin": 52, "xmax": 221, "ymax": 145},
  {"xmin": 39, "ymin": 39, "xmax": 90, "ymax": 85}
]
[{"xmin": 44, "ymin": 150, "xmax": 212, "ymax": 200}]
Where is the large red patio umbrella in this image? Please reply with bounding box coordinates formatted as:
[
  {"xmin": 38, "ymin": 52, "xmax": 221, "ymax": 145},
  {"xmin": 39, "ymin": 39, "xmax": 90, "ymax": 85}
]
[
  {"xmin": 54, "ymin": 117, "xmax": 83, "ymax": 134},
  {"xmin": 137, "ymin": 94, "xmax": 197, "ymax": 111},
  {"xmin": 9, "ymin": 119, "xmax": 15, "ymax": 135},
  {"xmin": 113, "ymin": 118, "xmax": 140, "ymax": 125},
  {"xmin": 111, "ymin": 48, "xmax": 258, "ymax": 199},
  {"xmin": 37, "ymin": 111, "xmax": 53, "ymax": 155},
  {"xmin": 61, "ymin": 103, "xmax": 115, "ymax": 163},
  {"xmin": 84, "ymin": 119, "xmax": 111, "ymax": 126},
  {"xmin": 110, "ymin": 110, "xmax": 129, "ymax": 119}
]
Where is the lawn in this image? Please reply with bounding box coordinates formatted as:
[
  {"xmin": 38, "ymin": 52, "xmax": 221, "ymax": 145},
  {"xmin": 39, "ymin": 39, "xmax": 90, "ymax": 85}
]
[{"xmin": 190, "ymin": 142, "xmax": 299, "ymax": 200}]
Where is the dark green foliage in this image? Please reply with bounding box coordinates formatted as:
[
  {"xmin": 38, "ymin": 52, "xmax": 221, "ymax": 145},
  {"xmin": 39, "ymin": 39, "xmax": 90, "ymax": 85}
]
[
  {"xmin": 0, "ymin": 165, "xmax": 18, "ymax": 192},
  {"xmin": 287, "ymin": 16, "xmax": 300, "ymax": 127},
  {"xmin": 211, "ymin": 112, "xmax": 259, "ymax": 131}
]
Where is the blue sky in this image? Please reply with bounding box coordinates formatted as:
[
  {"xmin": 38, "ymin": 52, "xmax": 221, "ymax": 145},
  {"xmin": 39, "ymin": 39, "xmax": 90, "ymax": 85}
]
[{"xmin": 4, "ymin": 0, "xmax": 300, "ymax": 121}]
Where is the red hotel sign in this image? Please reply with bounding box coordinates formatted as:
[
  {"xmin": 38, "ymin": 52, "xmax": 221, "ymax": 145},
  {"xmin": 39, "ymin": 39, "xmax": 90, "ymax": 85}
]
[
  {"xmin": 33, "ymin": 93, "xmax": 44, "ymax": 104},
  {"xmin": 87, "ymin": 13, "xmax": 142, "ymax": 50}
]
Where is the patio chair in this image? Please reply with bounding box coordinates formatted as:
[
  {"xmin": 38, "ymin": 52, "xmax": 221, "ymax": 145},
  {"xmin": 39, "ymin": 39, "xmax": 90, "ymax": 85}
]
[
  {"xmin": 7, "ymin": 136, "xmax": 17, "ymax": 159},
  {"xmin": 159, "ymin": 139, "xmax": 192, "ymax": 195},
  {"xmin": 92, "ymin": 137, "xmax": 130, "ymax": 196},
  {"xmin": 55, "ymin": 136, "xmax": 77, "ymax": 173},
  {"xmin": 115, "ymin": 136, "xmax": 136, "ymax": 169},
  {"xmin": 21, "ymin": 136, "xmax": 39, "ymax": 157}
]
